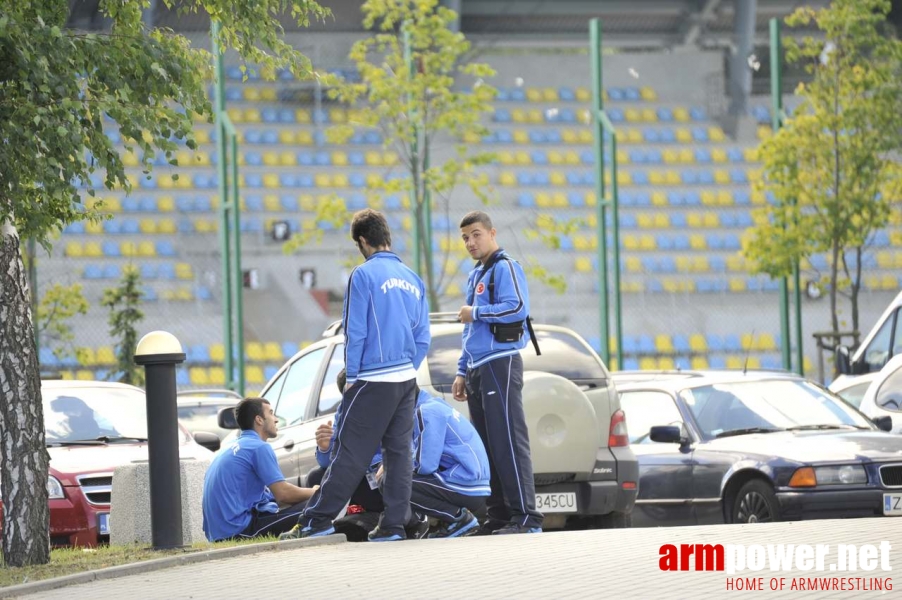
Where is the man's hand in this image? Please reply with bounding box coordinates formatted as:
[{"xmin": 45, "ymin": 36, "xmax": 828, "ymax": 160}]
[
  {"xmin": 374, "ymin": 464, "xmax": 384, "ymax": 484},
  {"xmin": 458, "ymin": 305, "xmax": 474, "ymax": 324},
  {"xmin": 451, "ymin": 375, "xmax": 468, "ymax": 402},
  {"xmin": 315, "ymin": 421, "xmax": 333, "ymax": 452}
]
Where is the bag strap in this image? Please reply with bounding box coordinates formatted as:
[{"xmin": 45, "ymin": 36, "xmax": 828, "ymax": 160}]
[{"xmin": 487, "ymin": 255, "xmax": 541, "ymax": 356}]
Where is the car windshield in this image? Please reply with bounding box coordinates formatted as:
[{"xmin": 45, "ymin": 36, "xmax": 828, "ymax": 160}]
[
  {"xmin": 680, "ymin": 379, "xmax": 872, "ymax": 439},
  {"xmin": 43, "ymin": 386, "xmax": 149, "ymax": 442},
  {"xmin": 427, "ymin": 329, "xmax": 607, "ymax": 385},
  {"xmin": 177, "ymin": 401, "xmax": 236, "ymax": 436}
]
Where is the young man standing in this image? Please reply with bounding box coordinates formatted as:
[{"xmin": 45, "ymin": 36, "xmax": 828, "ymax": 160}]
[
  {"xmin": 202, "ymin": 398, "xmax": 317, "ymax": 541},
  {"xmin": 452, "ymin": 210, "xmax": 544, "ymax": 535},
  {"xmin": 283, "ymin": 209, "xmax": 430, "ymax": 542}
]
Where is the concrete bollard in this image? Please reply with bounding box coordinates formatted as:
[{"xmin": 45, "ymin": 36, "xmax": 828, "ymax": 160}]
[{"xmin": 109, "ymin": 457, "xmax": 211, "ymax": 547}]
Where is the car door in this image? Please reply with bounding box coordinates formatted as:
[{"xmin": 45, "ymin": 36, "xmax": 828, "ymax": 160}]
[
  {"xmin": 295, "ymin": 344, "xmax": 346, "ymax": 480},
  {"xmin": 619, "ymin": 390, "xmax": 695, "ymax": 527},
  {"xmin": 259, "ymin": 369, "xmax": 298, "ymax": 483},
  {"xmin": 270, "ymin": 346, "xmax": 328, "ymax": 485}
]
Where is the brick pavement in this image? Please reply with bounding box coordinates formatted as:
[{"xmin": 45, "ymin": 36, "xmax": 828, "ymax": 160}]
[{"xmin": 11, "ymin": 518, "xmax": 901, "ymax": 599}]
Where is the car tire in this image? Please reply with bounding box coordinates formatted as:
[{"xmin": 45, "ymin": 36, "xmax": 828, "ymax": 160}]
[{"xmin": 731, "ymin": 479, "xmax": 781, "ymax": 524}]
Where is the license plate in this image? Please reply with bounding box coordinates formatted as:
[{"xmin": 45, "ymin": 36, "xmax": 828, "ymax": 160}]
[
  {"xmin": 536, "ymin": 492, "xmax": 578, "ymax": 513},
  {"xmin": 98, "ymin": 513, "xmax": 111, "ymax": 535},
  {"xmin": 884, "ymin": 494, "xmax": 902, "ymax": 516}
]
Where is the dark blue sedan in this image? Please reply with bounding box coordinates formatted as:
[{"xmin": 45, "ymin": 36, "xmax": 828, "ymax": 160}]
[{"xmin": 617, "ymin": 372, "xmax": 902, "ymax": 527}]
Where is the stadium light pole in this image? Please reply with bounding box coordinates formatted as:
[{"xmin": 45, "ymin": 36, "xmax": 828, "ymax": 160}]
[
  {"xmin": 211, "ymin": 20, "xmax": 246, "ymax": 395},
  {"xmin": 590, "ymin": 19, "xmax": 623, "ymax": 369},
  {"xmin": 770, "ymin": 18, "xmax": 804, "ymax": 375}
]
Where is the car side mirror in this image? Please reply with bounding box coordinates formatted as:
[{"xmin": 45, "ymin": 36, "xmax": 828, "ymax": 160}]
[
  {"xmin": 194, "ymin": 431, "xmax": 221, "ymax": 452},
  {"xmin": 873, "ymin": 415, "xmax": 893, "ymax": 432},
  {"xmin": 650, "ymin": 425, "xmax": 686, "ymax": 445},
  {"xmin": 835, "ymin": 345, "xmax": 852, "ymax": 375},
  {"xmin": 217, "ymin": 407, "xmax": 238, "ymax": 430}
]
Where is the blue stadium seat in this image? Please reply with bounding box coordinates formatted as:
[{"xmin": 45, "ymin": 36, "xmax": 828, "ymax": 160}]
[
  {"xmin": 531, "ymin": 150, "xmax": 548, "ymax": 165},
  {"xmin": 244, "ymin": 130, "xmax": 262, "ymax": 144},
  {"xmin": 264, "ymin": 366, "xmax": 280, "ymax": 381},
  {"xmin": 122, "ymin": 197, "xmax": 140, "ymax": 212},
  {"xmin": 709, "ymin": 355, "xmax": 726, "ymax": 369},
  {"xmin": 245, "ymin": 195, "xmax": 264, "ymax": 212},
  {"xmin": 638, "ymin": 335, "xmax": 656, "ymax": 354},
  {"xmin": 607, "ymin": 108, "xmax": 624, "ymax": 123},
  {"xmin": 495, "ymin": 89, "xmax": 510, "ymax": 102},
  {"xmin": 673, "ymin": 335, "xmax": 690, "ymax": 353},
  {"xmin": 656, "ymin": 234, "xmax": 673, "ymax": 250},
  {"xmin": 619, "ymin": 213, "xmax": 637, "ymax": 228},
  {"xmin": 176, "ymin": 196, "xmax": 194, "ymax": 212},
  {"xmin": 195, "ymin": 196, "xmax": 212, "ymax": 212},
  {"xmin": 634, "ymin": 192, "xmax": 651, "ymax": 206},
  {"xmin": 694, "ymin": 148, "xmax": 711, "ymax": 163},
  {"xmin": 579, "ymin": 150, "xmax": 594, "ymax": 165},
  {"xmin": 673, "ymin": 233, "xmax": 690, "ymax": 249},
  {"xmin": 278, "ymin": 109, "xmax": 295, "ymax": 123},
  {"xmin": 659, "ymin": 129, "xmax": 676, "ymax": 143},
  {"xmin": 279, "ymin": 174, "xmax": 298, "ymax": 188},
  {"xmin": 622, "ymin": 335, "xmax": 639, "ymax": 354},
  {"xmin": 297, "ymin": 152, "xmax": 314, "ymax": 166},
  {"xmin": 641, "ymin": 257, "xmax": 658, "ymax": 272},
  {"xmin": 529, "ymin": 130, "xmax": 546, "ymax": 144},
  {"xmin": 244, "ymin": 173, "xmax": 263, "ymax": 188},
  {"xmin": 103, "ymin": 220, "xmax": 122, "ymax": 234},
  {"xmin": 348, "ymin": 194, "xmax": 367, "ymax": 210},
  {"xmin": 706, "ymin": 334, "xmax": 724, "ymax": 352},
  {"xmin": 656, "ymin": 108, "xmax": 673, "ymax": 122},
  {"xmin": 608, "ymin": 88, "xmax": 625, "ymax": 101},
  {"xmin": 690, "ymin": 107, "xmax": 707, "ymax": 121},
  {"xmin": 158, "ymin": 263, "xmax": 176, "ymax": 280},
  {"xmin": 495, "ymin": 130, "xmax": 513, "ymax": 144},
  {"xmin": 724, "ymin": 334, "xmax": 742, "ymax": 353},
  {"xmin": 722, "ymin": 233, "xmax": 741, "ymax": 250},
  {"xmin": 558, "ymin": 109, "xmax": 576, "ymax": 123},
  {"xmin": 645, "ymin": 149, "xmax": 662, "ymax": 164},
  {"xmin": 731, "ymin": 169, "xmax": 748, "ymax": 184},
  {"xmin": 241, "ymin": 217, "xmax": 263, "ymax": 233},
  {"xmin": 545, "ymin": 130, "xmax": 561, "ymax": 144},
  {"xmin": 623, "ymin": 358, "xmax": 640, "ymax": 370},
  {"xmin": 494, "ymin": 108, "xmax": 511, "ymax": 123},
  {"xmin": 102, "ymin": 264, "xmax": 121, "ymax": 279},
  {"xmin": 681, "ymin": 170, "xmax": 698, "ymax": 184},
  {"xmin": 40, "ymin": 347, "xmax": 60, "ymax": 367},
  {"xmin": 314, "ymin": 151, "xmax": 331, "ymax": 166},
  {"xmin": 568, "ymin": 192, "xmax": 584, "ymax": 207},
  {"xmin": 197, "ymin": 286, "xmax": 212, "ymax": 301},
  {"xmin": 631, "ymin": 170, "xmax": 649, "ymax": 185},
  {"xmin": 193, "ymin": 173, "xmax": 214, "ymax": 188},
  {"xmin": 178, "ymin": 219, "xmax": 193, "ymax": 234},
  {"xmin": 733, "ymin": 190, "xmax": 751, "ymax": 205},
  {"xmin": 517, "ymin": 193, "xmax": 535, "ymax": 208},
  {"xmin": 683, "ymin": 191, "xmax": 701, "ymax": 206},
  {"xmin": 349, "ymin": 152, "xmax": 365, "ymax": 166},
  {"xmin": 692, "ymin": 127, "xmax": 709, "ymax": 142},
  {"xmin": 625, "ymin": 88, "xmax": 640, "ymax": 101},
  {"xmin": 735, "ymin": 213, "xmax": 753, "ymax": 228},
  {"xmin": 658, "ymin": 257, "xmax": 676, "ymax": 273},
  {"xmin": 261, "ymin": 108, "xmax": 278, "ymax": 123},
  {"xmin": 384, "ymin": 195, "xmax": 402, "ymax": 210},
  {"xmin": 156, "ymin": 241, "xmax": 176, "ymax": 256},
  {"xmin": 140, "ymin": 263, "xmax": 157, "ymax": 279},
  {"xmin": 143, "ymin": 286, "xmax": 158, "ymax": 302},
  {"xmin": 670, "ymin": 212, "xmax": 688, "ymax": 228},
  {"xmin": 280, "ymin": 195, "xmax": 298, "ymax": 211},
  {"xmin": 667, "ymin": 191, "xmax": 684, "ymax": 206},
  {"xmin": 706, "ymin": 234, "xmax": 724, "ymax": 249},
  {"xmin": 102, "ymin": 240, "xmax": 120, "ymax": 256},
  {"xmin": 262, "ymin": 130, "xmax": 278, "ymax": 144},
  {"xmin": 727, "ymin": 148, "xmax": 744, "ymax": 163},
  {"xmin": 629, "ymin": 149, "xmax": 646, "ymax": 164},
  {"xmin": 245, "ymin": 151, "xmax": 263, "ymax": 166},
  {"xmin": 65, "ymin": 221, "xmax": 86, "ymax": 234},
  {"xmin": 642, "ymin": 128, "xmax": 659, "ymax": 143},
  {"xmin": 509, "ymin": 88, "xmax": 525, "ymax": 102}
]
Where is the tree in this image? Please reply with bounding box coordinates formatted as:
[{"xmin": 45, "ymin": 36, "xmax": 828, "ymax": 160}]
[
  {"xmin": 36, "ymin": 283, "xmax": 90, "ymax": 365},
  {"xmin": 316, "ymin": 0, "xmax": 497, "ymax": 310},
  {"xmin": 101, "ymin": 265, "xmax": 145, "ymax": 386},
  {"xmin": 743, "ymin": 0, "xmax": 902, "ymax": 341},
  {"xmin": 0, "ymin": 0, "xmax": 327, "ymax": 567}
]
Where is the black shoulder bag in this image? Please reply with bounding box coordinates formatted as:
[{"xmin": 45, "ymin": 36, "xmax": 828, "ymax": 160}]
[{"xmin": 481, "ymin": 253, "xmax": 541, "ymax": 356}]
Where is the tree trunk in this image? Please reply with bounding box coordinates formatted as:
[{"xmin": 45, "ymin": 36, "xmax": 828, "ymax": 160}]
[
  {"xmin": 0, "ymin": 222, "xmax": 50, "ymax": 567},
  {"xmin": 829, "ymin": 240, "xmax": 840, "ymax": 337}
]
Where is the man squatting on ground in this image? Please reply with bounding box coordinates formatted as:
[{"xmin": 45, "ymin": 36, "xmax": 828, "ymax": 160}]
[
  {"xmin": 452, "ymin": 210, "xmax": 544, "ymax": 535},
  {"xmin": 282, "ymin": 209, "xmax": 431, "ymax": 541},
  {"xmin": 202, "ymin": 398, "xmax": 318, "ymax": 541}
]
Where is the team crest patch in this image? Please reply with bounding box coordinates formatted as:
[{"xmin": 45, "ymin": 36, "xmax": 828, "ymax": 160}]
[{"xmin": 475, "ymin": 282, "xmax": 486, "ymax": 295}]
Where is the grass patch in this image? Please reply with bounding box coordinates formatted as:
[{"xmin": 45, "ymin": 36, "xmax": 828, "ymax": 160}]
[{"xmin": 0, "ymin": 536, "xmax": 277, "ymax": 589}]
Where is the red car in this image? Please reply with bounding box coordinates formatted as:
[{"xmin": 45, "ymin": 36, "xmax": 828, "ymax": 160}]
[{"xmin": 28, "ymin": 380, "xmax": 218, "ymax": 547}]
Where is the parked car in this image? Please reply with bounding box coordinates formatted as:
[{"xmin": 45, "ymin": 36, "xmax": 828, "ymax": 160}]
[
  {"xmin": 177, "ymin": 389, "xmax": 242, "ymax": 440},
  {"xmin": 833, "ymin": 290, "xmax": 902, "ymax": 389},
  {"xmin": 853, "ymin": 354, "xmax": 902, "ymax": 434},
  {"xmin": 220, "ymin": 315, "xmax": 638, "ymax": 529},
  {"xmin": 617, "ymin": 372, "xmax": 901, "ymax": 527},
  {"xmin": 36, "ymin": 380, "xmax": 218, "ymax": 546},
  {"xmin": 829, "ymin": 372, "xmax": 881, "ymax": 409}
]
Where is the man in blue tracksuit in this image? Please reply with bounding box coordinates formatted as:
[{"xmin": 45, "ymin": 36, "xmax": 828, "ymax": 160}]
[
  {"xmin": 411, "ymin": 387, "xmax": 491, "ymax": 538},
  {"xmin": 452, "ymin": 210, "xmax": 544, "ymax": 535},
  {"xmin": 282, "ymin": 209, "xmax": 430, "ymax": 542}
]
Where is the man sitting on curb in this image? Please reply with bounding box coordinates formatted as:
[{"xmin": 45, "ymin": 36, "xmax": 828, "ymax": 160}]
[
  {"xmin": 202, "ymin": 397, "xmax": 318, "ymax": 541},
  {"xmin": 410, "ymin": 387, "xmax": 491, "ymax": 538}
]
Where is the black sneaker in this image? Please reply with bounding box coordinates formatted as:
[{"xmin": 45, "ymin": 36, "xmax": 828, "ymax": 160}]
[
  {"xmin": 405, "ymin": 513, "xmax": 430, "ymax": 540},
  {"xmin": 491, "ymin": 522, "xmax": 542, "ymax": 535},
  {"xmin": 279, "ymin": 521, "xmax": 336, "ymax": 540},
  {"xmin": 471, "ymin": 518, "xmax": 508, "ymax": 537},
  {"xmin": 367, "ymin": 526, "xmax": 407, "ymax": 542},
  {"xmin": 427, "ymin": 508, "xmax": 479, "ymax": 539}
]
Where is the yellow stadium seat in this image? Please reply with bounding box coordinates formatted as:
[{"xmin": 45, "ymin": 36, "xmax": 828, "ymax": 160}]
[
  {"xmin": 714, "ymin": 170, "xmax": 731, "ymax": 185},
  {"xmin": 675, "ymin": 128, "xmax": 692, "ymax": 143},
  {"xmin": 692, "ymin": 257, "xmax": 709, "ymax": 272},
  {"xmin": 499, "ymin": 172, "xmax": 517, "ymax": 187},
  {"xmin": 260, "ymin": 87, "xmax": 277, "ymax": 102},
  {"xmin": 563, "ymin": 151, "xmax": 580, "ymax": 165},
  {"xmin": 575, "ymin": 257, "xmax": 592, "ymax": 272},
  {"xmin": 263, "ymin": 342, "xmax": 283, "ymax": 362},
  {"xmin": 726, "ymin": 356, "xmax": 743, "ymax": 370},
  {"xmin": 617, "ymin": 149, "xmax": 629, "ymax": 164},
  {"xmin": 578, "ymin": 130, "xmax": 594, "ymax": 144},
  {"xmin": 261, "ymin": 173, "xmax": 278, "ymax": 188},
  {"xmin": 296, "ymin": 130, "xmax": 313, "ymax": 145},
  {"xmin": 584, "ymin": 192, "xmax": 596, "ymax": 206},
  {"xmin": 717, "ymin": 191, "xmax": 733, "ymax": 206},
  {"xmin": 622, "ymin": 234, "xmax": 639, "ymax": 251},
  {"xmin": 662, "ymin": 279, "xmax": 681, "ymax": 293},
  {"xmin": 726, "ymin": 256, "xmax": 745, "ymax": 271},
  {"xmin": 649, "ymin": 170, "xmax": 666, "ymax": 186},
  {"xmin": 729, "ymin": 278, "xmax": 747, "ymax": 292},
  {"xmin": 673, "ymin": 108, "xmax": 690, "ymax": 122},
  {"xmin": 511, "ymin": 109, "xmax": 528, "ymax": 123},
  {"xmin": 876, "ymin": 251, "xmax": 893, "ymax": 269},
  {"xmin": 625, "ymin": 256, "xmax": 642, "ymax": 272},
  {"xmin": 206, "ymin": 344, "xmax": 224, "ymax": 363},
  {"xmin": 741, "ymin": 333, "xmax": 756, "ymax": 351},
  {"xmin": 655, "ymin": 334, "xmax": 674, "ymax": 354},
  {"xmin": 709, "ymin": 127, "xmax": 726, "ymax": 142},
  {"xmin": 678, "ymin": 149, "xmax": 695, "ymax": 164},
  {"xmin": 333, "ymin": 174, "xmax": 349, "ymax": 188},
  {"xmin": 365, "ymin": 151, "xmax": 383, "ymax": 166},
  {"xmin": 243, "ymin": 87, "xmax": 261, "ymax": 102},
  {"xmin": 640, "ymin": 87, "xmax": 657, "ymax": 101},
  {"xmin": 639, "ymin": 357, "xmax": 658, "ymax": 370},
  {"xmin": 155, "ymin": 196, "xmax": 174, "ymax": 212},
  {"xmin": 314, "ymin": 174, "xmax": 331, "ymax": 187},
  {"xmin": 654, "ymin": 214, "xmax": 670, "ymax": 228},
  {"xmin": 548, "ymin": 151, "xmax": 564, "ymax": 165},
  {"xmin": 689, "ymin": 334, "xmax": 707, "ymax": 352},
  {"xmin": 658, "ymin": 357, "xmax": 676, "ymax": 370},
  {"xmin": 86, "ymin": 220, "xmax": 103, "ymax": 235},
  {"xmin": 278, "ymin": 151, "xmax": 296, "ymax": 167},
  {"xmin": 138, "ymin": 241, "xmax": 156, "ymax": 257},
  {"xmin": 175, "ymin": 262, "xmax": 193, "ymax": 280},
  {"xmin": 651, "ymin": 191, "xmax": 668, "ymax": 206},
  {"xmin": 576, "ymin": 87, "xmax": 591, "ymax": 102},
  {"xmin": 226, "ymin": 108, "xmax": 243, "ymax": 123},
  {"xmin": 279, "ymin": 130, "xmax": 297, "ymax": 144},
  {"xmin": 551, "ymin": 192, "xmax": 568, "ymax": 207},
  {"xmin": 663, "ymin": 149, "xmax": 680, "ymax": 164},
  {"xmin": 293, "ymin": 109, "xmax": 310, "ymax": 124},
  {"xmin": 243, "ymin": 109, "xmax": 261, "ymax": 123},
  {"xmin": 245, "ymin": 342, "xmax": 265, "ymax": 361},
  {"xmin": 882, "ymin": 274, "xmax": 898, "ymax": 289},
  {"xmin": 691, "ymin": 357, "xmax": 709, "ymax": 370},
  {"xmin": 639, "ymin": 235, "xmax": 656, "ymax": 250},
  {"xmin": 158, "ymin": 219, "xmax": 176, "ymax": 234},
  {"xmin": 543, "ymin": 88, "xmax": 558, "ymax": 102},
  {"xmin": 757, "ymin": 126, "xmax": 772, "ymax": 141},
  {"xmin": 85, "ymin": 241, "xmax": 103, "ymax": 256},
  {"xmin": 625, "ymin": 109, "xmax": 641, "ymax": 123},
  {"xmin": 700, "ymin": 191, "xmax": 717, "ymax": 206},
  {"xmin": 332, "ymin": 151, "xmax": 348, "ymax": 166},
  {"xmin": 665, "ymin": 171, "xmax": 681, "ymax": 185},
  {"xmin": 675, "ymin": 257, "xmax": 691, "ymax": 272},
  {"xmin": 383, "ymin": 152, "xmax": 399, "ymax": 166},
  {"xmin": 703, "ymin": 212, "xmax": 719, "ymax": 227},
  {"xmin": 743, "ymin": 148, "xmax": 759, "ymax": 162},
  {"xmin": 525, "ymin": 88, "xmax": 542, "ymax": 102},
  {"xmin": 194, "ymin": 129, "xmax": 211, "ymax": 144},
  {"xmin": 637, "ymin": 213, "xmax": 654, "ymax": 229},
  {"xmin": 751, "ymin": 189, "xmax": 766, "ymax": 205},
  {"xmin": 96, "ymin": 346, "xmax": 116, "ymax": 365},
  {"xmin": 550, "ymin": 172, "xmax": 567, "ymax": 186},
  {"xmin": 262, "ymin": 151, "xmax": 279, "ymax": 167},
  {"xmin": 689, "ymin": 234, "xmax": 706, "ymax": 249},
  {"xmin": 512, "ymin": 130, "xmax": 529, "ymax": 144},
  {"xmin": 65, "ymin": 242, "xmax": 84, "ymax": 257},
  {"xmin": 528, "ymin": 109, "xmax": 543, "ymax": 123},
  {"xmin": 75, "ymin": 369, "xmax": 94, "ymax": 381},
  {"xmin": 641, "ymin": 108, "xmax": 657, "ymax": 123},
  {"xmin": 245, "ymin": 365, "xmax": 264, "ymax": 385},
  {"xmin": 515, "ymin": 151, "xmax": 531, "ymax": 165},
  {"xmin": 138, "ymin": 218, "xmax": 156, "ymax": 234},
  {"xmin": 189, "ymin": 367, "xmax": 209, "ymax": 386},
  {"xmin": 329, "ymin": 108, "xmax": 347, "ymax": 124},
  {"xmin": 122, "ymin": 151, "xmax": 139, "ymax": 167},
  {"xmin": 365, "ymin": 173, "xmax": 382, "ymax": 189},
  {"xmin": 497, "ymin": 151, "xmax": 514, "ymax": 165},
  {"xmin": 709, "ymin": 148, "xmax": 727, "ymax": 163},
  {"xmin": 208, "ymin": 367, "xmax": 226, "ymax": 386},
  {"xmin": 627, "ymin": 129, "xmax": 643, "ymax": 144},
  {"xmin": 561, "ymin": 130, "xmax": 579, "ymax": 144},
  {"xmin": 121, "ymin": 241, "xmax": 137, "ymax": 257},
  {"xmin": 758, "ymin": 333, "xmax": 777, "ymax": 351},
  {"xmin": 535, "ymin": 193, "xmax": 551, "ymax": 208}
]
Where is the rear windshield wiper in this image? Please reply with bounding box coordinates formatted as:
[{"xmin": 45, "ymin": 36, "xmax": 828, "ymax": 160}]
[
  {"xmin": 92, "ymin": 435, "xmax": 149, "ymax": 443},
  {"xmin": 786, "ymin": 424, "xmax": 865, "ymax": 431},
  {"xmin": 715, "ymin": 427, "xmax": 784, "ymax": 439}
]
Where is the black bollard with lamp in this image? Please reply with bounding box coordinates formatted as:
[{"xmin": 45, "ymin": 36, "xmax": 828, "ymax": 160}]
[{"xmin": 134, "ymin": 330, "xmax": 187, "ymax": 550}]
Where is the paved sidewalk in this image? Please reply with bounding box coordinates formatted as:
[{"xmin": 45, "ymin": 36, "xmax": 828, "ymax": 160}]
[{"xmin": 10, "ymin": 518, "xmax": 901, "ymax": 599}]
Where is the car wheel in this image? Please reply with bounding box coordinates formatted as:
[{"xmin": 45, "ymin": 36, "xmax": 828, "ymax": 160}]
[{"xmin": 732, "ymin": 479, "xmax": 780, "ymax": 524}]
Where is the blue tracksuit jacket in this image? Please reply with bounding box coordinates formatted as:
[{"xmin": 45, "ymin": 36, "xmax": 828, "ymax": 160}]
[
  {"xmin": 412, "ymin": 390, "xmax": 491, "ymax": 496},
  {"xmin": 456, "ymin": 249, "xmax": 530, "ymax": 375},
  {"xmin": 343, "ymin": 251, "xmax": 430, "ymax": 384}
]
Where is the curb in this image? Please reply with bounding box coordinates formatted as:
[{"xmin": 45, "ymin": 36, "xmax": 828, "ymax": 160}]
[{"xmin": 0, "ymin": 534, "xmax": 347, "ymax": 598}]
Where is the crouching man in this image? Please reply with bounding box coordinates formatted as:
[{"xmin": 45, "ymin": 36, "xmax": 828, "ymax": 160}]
[
  {"xmin": 410, "ymin": 388, "xmax": 491, "ymax": 538},
  {"xmin": 202, "ymin": 397, "xmax": 317, "ymax": 541}
]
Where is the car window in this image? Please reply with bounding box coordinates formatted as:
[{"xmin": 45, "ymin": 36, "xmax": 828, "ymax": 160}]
[
  {"xmin": 891, "ymin": 308, "xmax": 902, "ymax": 359},
  {"xmin": 317, "ymin": 344, "xmax": 345, "ymax": 417},
  {"xmin": 835, "ymin": 381, "xmax": 872, "ymax": 409},
  {"xmin": 262, "ymin": 369, "xmax": 288, "ymax": 404},
  {"xmin": 43, "ymin": 387, "xmax": 147, "ymax": 442},
  {"xmin": 275, "ymin": 347, "xmax": 325, "ymax": 426},
  {"xmin": 619, "ymin": 391, "xmax": 683, "ymax": 444},
  {"xmin": 875, "ymin": 363, "xmax": 902, "ymax": 412},
  {"xmin": 427, "ymin": 329, "xmax": 607, "ymax": 385},
  {"xmin": 864, "ymin": 315, "xmax": 894, "ymax": 373}
]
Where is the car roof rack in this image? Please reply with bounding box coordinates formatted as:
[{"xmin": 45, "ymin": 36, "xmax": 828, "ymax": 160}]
[{"xmin": 321, "ymin": 312, "xmax": 461, "ymax": 337}]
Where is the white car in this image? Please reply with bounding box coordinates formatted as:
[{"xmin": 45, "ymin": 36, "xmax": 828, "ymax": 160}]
[
  {"xmin": 829, "ymin": 372, "xmax": 881, "ymax": 410},
  {"xmin": 854, "ymin": 354, "xmax": 902, "ymax": 434}
]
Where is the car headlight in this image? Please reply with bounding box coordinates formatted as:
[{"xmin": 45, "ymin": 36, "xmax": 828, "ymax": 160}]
[
  {"xmin": 814, "ymin": 465, "xmax": 867, "ymax": 485},
  {"xmin": 47, "ymin": 476, "xmax": 65, "ymax": 499}
]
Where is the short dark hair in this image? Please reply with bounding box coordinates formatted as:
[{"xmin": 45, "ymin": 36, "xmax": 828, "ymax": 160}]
[
  {"xmin": 235, "ymin": 397, "xmax": 269, "ymax": 430},
  {"xmin": 351, "ymin": 209, "xmax": 391, "ymax": 248},
  {"xmin": 336, "ymin": 368, "xmax": 346, "ymax": 393},
  {"xmin": 459, "ymin": 210, "xmax": 493, "ymax": 230}
]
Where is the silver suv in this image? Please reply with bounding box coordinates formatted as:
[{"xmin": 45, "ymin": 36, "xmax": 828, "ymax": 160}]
[{"xmin": 225, "ymin": 315, "xmax": 637, "ymax": 529}]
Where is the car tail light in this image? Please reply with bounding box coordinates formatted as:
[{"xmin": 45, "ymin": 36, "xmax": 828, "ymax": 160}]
[
  {"xmin": 609, "ymin": 409, "xmax": 629, "ymax": 447},
  {"xmin": 622, "ymin": 481, "xmax": 637, "ymax": 490}
]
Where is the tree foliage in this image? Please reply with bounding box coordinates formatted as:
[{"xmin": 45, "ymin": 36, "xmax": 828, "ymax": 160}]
[
  {"xmin": 742, "ymin": 0, "xmax": 902, "ymax": 337},
  {"xmin": 0, "ymin": 0, "xmax": 327, "ymax": 567},
  {"xmin": 100, "ymin": 265, "xmax": 145, "ymax": 386},
  {"xmin": 36, "ymin": 283, "xmax": 90, "ymax": 364},
  {"xmin": 312, "ymin": 0, "xmax": 498, "ymax": 309}
]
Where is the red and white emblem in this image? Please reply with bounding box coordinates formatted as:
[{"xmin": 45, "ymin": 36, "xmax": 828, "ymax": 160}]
[{"xmin": 475, "ymin": 282, "xmax": 486, "ymax": 295}]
